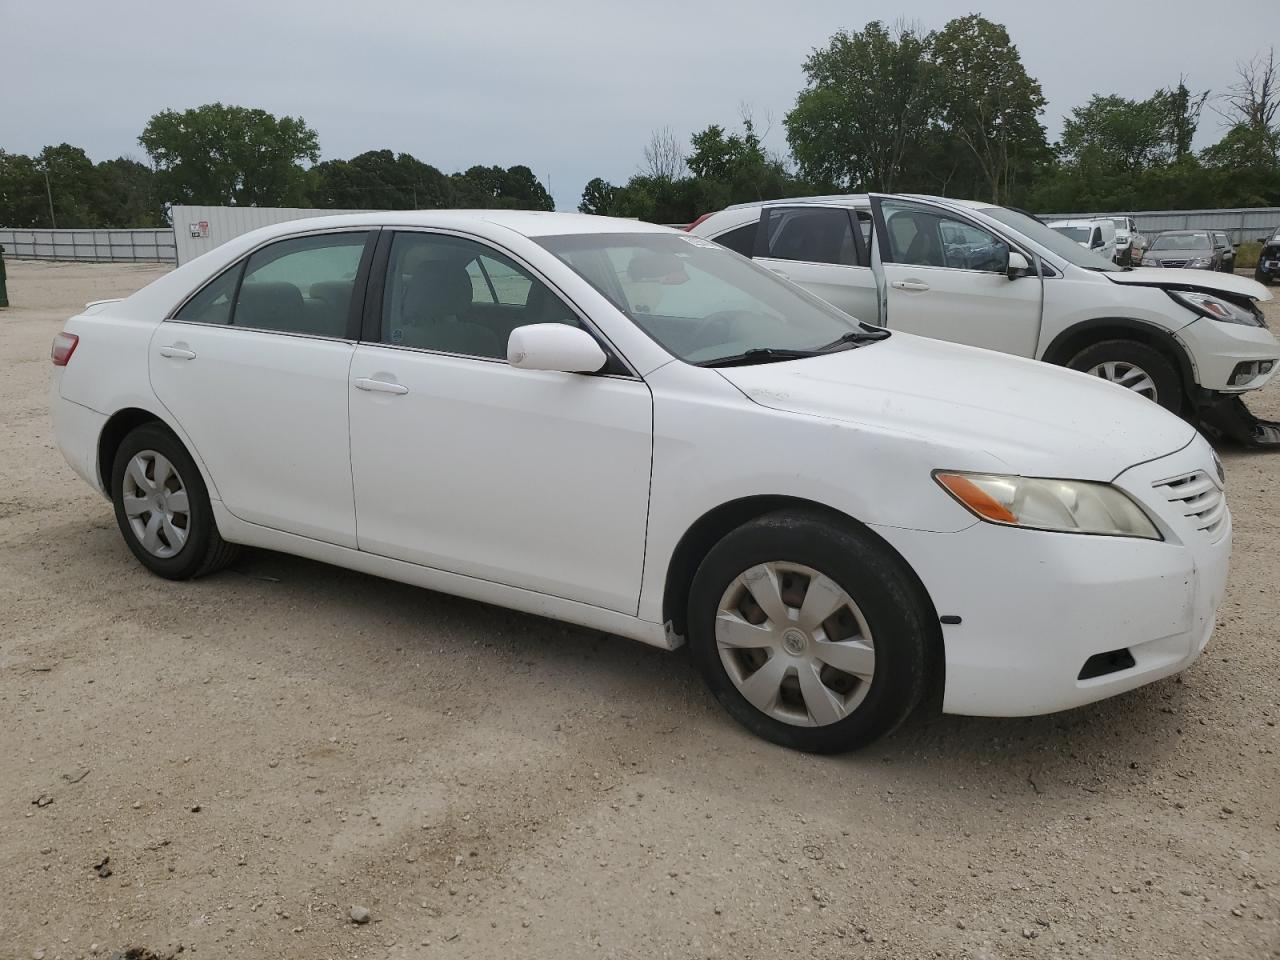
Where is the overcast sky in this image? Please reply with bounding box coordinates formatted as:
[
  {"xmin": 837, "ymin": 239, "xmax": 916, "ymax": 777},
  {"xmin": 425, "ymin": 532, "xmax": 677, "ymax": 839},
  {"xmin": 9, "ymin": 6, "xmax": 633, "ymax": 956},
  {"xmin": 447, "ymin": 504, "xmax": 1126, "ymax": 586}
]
[{"xmin": 3, "ymin": 0, "xmax": 1278, "ymax": 210}]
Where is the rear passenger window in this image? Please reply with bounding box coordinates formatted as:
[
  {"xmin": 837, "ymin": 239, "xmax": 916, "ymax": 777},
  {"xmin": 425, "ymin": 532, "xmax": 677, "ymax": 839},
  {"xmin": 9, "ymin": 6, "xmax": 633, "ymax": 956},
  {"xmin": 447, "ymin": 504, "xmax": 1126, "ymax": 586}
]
[
  {"xmin": 761, "ymin": 208, "xmax": 859, "ymax": 266},
  {"xmin": 712, "ymin": 223, "xmax": 758, "ymax": 257},
  {"xmin": 233, "ymin": 233, "xmax": 369, "ymax": 338},
  {"xmin": 174, "ymin": 263, "xmax": 239, "ymax": 326},
  {"xmin": 381, "ymin": 233, "xmax": 577, "ymax": 359}
]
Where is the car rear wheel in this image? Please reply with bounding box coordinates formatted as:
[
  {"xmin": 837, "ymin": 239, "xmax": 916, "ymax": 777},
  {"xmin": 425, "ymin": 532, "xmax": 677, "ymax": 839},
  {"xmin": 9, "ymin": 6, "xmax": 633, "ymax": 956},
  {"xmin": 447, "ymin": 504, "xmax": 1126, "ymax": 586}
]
[
  {"xmin": 687, "ymin": 510, "xmax": 934, "ymax": 753},
  {"xmin": 110, "ymin": 422, "xmax": 239, "ymax": 579},
  {"xmin": 1067, "ymin": 339, "xmax": 1183, "ymax": 415}
]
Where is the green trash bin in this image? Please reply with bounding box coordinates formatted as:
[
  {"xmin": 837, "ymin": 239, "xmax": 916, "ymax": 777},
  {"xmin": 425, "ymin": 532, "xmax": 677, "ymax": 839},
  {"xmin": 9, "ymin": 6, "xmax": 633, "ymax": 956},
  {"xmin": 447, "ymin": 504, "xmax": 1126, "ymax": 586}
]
[{"xmin": 0, "ymin": 244, "xmax": 8, "ymax": 309}]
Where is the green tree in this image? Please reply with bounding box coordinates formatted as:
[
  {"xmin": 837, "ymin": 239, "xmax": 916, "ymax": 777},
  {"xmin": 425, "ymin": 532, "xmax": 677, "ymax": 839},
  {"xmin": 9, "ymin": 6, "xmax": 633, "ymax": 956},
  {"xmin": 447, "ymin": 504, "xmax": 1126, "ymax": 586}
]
[
  {"xmin": 139, "ymin": 103, "xmax": 319, "ymax": 206},
  {"xmin": 578, "ymin": 177, "xmax": 619, "ymax": 215},
  {"xmin": 931, "ymin": 15, "xmax": 1049, "ymax": 204},
  {"xmin": 37, "ymin": 143, "xmax": 99, "ymax": 227},
  {"xmin": 785, "ymin": 20, "xmax": 938, "ymax": 192},
  {"xmin": 92, "ymin": 157, "xmax": 164, "ymax": 227},
  {"xmin": 1156, "ymin": 80, "xmax": 1209, "ymax": 160},
  {"xmin": 0, "ymin": 150, "xmax": 50, "ymax": 227},
  {"xmin": 449, "ymin": 165, "xmax": 553, "ymax": 210},
  {"xmin": 1060, "ymin": 95, "xmax": 1168, "ymax": 172},
  {"xmin": 309, "ymin": 150, "xmax": 452, "ymax": 209}
]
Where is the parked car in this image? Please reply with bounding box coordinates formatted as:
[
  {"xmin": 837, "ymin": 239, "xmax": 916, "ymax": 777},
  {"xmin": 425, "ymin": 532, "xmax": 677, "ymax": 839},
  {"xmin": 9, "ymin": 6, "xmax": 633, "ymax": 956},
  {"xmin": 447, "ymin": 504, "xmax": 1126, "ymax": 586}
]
[
  {"xmin": 1212, "ymin": 231, "xmax": 1237, "ymax": 273},
  {"xmin": 1047, "ymin": 218, "xmax": 1118, "ymax": 262},
  {"xmin": 1106, "ymin": 216, "xmax": 1141, "ymax": 266},
  {"xmin": 1141, "ymin": 230, "xmax": 1225, "ymax": 271},
  {"xmin": 1254, "ymin": 227, "xmax": 1280, "ymax": 285},
  {"xmin": 688, "ymin": 195, "xmax": 1277, "ymax": 417},
  {"xmin": 52, "ymin": 211, "xmax": 1232, "ymax": 753}
]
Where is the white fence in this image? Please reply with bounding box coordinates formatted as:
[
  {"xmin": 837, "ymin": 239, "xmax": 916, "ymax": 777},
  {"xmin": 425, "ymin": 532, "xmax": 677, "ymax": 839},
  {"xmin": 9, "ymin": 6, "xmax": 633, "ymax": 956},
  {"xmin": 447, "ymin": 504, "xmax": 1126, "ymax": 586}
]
[
  {"xmin": 171, "ymin": 205, "xmax": 368, "ymax": 264},
  {"xmin": 0, "ymin": 227, "xmax": 176, "ymax": 263},
  {"xmin": 1040, "ymin": 207, "xmax": 1280, "ymax": 244}
]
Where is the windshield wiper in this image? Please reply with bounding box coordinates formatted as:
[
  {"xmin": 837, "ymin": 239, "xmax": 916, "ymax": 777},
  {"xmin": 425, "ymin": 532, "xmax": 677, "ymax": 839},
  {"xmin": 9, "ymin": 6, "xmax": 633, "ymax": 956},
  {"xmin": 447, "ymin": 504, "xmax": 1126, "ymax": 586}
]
[
  {"xmin": 700, "ymin": 347, "xmax": 821, "ymax": 368},
  {"xmin": 816, "ymin": 327, "xmax": 891, "ymax": 351},
  {"xmin": 701, "ymin": 326, "xmax": 891, "ymax": 368}
]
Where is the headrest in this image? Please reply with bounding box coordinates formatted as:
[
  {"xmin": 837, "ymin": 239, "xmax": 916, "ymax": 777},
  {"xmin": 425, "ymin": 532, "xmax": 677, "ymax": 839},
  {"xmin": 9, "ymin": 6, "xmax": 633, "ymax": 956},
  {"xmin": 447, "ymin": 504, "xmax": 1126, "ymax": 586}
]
[{"xmin": 406, "ymin": 259, "xmax": 473, "ymax": 318}]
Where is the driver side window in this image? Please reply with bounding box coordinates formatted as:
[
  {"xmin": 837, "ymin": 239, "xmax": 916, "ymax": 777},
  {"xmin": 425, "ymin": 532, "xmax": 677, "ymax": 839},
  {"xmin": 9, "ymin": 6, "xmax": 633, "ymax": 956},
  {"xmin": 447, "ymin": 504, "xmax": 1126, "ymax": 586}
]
[
  {"xmin": 881, "ymin": 201, "xmax": 1008, "ymax": 273},
  {"xmin": 380, "ymin": 233, "xmax": 578, "ymax": 360}
]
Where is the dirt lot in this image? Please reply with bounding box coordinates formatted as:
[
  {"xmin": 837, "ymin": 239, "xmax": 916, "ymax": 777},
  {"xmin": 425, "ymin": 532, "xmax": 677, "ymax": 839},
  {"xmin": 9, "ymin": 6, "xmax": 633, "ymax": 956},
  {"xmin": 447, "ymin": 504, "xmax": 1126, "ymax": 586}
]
[{"xmin": 2, "ymin": 259, "xmax": 1278, "ymax": 960}]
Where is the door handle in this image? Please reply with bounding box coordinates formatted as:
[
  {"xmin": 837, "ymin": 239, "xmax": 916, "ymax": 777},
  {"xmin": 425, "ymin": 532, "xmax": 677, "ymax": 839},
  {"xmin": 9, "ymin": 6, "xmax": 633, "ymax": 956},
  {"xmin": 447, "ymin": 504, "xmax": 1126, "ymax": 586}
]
[
  {"xmin": 354, "ymin": 378, "xmax": 409, "ymax": 395},
  {"xmin": 158, "ymin": 345, "xmax": 197, "ymax": 360},
  {"xmin": 891, "ymin": 280, "xmax": 930, "ymax": 292}
]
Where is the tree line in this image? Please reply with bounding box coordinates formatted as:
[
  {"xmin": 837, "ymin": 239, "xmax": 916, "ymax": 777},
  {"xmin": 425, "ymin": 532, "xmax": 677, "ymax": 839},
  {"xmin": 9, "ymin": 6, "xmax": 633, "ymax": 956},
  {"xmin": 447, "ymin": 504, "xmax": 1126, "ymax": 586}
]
[
  {"xmin": 2, "ymin": 15, "xmax": 1278, "ymax": 231},
  {"xmin": 582, "ymin": 17, "xmax": 1280, "ymax": 222},
  {"xmin": 0, "ymin": 103, "xmax": 553, "ymax": 229}
]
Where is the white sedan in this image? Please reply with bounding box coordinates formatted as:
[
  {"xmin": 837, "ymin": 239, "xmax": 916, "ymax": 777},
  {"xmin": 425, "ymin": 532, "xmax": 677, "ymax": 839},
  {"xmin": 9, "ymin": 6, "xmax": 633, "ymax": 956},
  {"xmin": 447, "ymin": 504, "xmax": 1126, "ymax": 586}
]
[{"xmin": 51, "ymin": 211, "xmax": 1231, "ymax": 753}]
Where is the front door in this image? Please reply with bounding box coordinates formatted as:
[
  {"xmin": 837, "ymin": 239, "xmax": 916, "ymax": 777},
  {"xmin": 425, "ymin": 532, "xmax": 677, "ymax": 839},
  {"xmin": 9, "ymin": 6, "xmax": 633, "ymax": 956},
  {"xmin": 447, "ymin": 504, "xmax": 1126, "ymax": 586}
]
[
  {"xmin": 869, "ymin": 196, "xmax": 1043, "ymax": 357},
  {"xmin": 150, "ymin": 230, "xmax": 375, "ymax": 547},
  {"xmin": 348, "ymin": 230, "xmax": 653, "ymax": 614}
]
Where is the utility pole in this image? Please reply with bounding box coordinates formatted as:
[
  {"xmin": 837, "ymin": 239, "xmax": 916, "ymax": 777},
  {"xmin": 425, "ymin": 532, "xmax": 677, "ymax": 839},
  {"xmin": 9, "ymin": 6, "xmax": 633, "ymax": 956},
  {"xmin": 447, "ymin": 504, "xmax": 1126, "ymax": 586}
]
[{"xmin": 43, "ymin": 165, "xmax": 57, "ymax": 229}]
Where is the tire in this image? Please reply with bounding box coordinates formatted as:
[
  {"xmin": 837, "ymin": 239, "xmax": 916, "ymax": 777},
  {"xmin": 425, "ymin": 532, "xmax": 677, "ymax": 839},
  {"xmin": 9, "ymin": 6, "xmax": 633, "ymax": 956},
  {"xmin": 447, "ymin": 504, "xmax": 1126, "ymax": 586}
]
[
  {"xmin": 110, "ymin": 422, "xmax": 239, "ymax": 580},
  {"xmin": 1066, "ymin": 339, "xmax": 1183, "ymax": 415},
  {"xmin": 687, "ymin": 509, "xmax": 936, "ymax": 754}
]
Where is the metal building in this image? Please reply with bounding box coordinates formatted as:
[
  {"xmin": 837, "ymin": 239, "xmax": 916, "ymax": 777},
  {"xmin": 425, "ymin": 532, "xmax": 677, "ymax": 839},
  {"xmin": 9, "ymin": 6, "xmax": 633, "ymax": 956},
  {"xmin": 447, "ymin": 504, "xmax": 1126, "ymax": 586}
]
[{"xmin": 171, "ymin": 205, "xmax": 369, "ymax": 265}]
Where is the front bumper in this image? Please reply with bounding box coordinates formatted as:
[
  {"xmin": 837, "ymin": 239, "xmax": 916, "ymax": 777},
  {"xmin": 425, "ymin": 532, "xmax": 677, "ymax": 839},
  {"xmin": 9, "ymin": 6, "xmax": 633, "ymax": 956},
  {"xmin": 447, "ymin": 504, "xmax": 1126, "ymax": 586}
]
[
  {"xmin": 874, "ymin": 438, "xmax": 1230, "ymax": 717},
  {"xmin": 1177, "ymin": 316, "xmax": 1279, "ymax": 393}
]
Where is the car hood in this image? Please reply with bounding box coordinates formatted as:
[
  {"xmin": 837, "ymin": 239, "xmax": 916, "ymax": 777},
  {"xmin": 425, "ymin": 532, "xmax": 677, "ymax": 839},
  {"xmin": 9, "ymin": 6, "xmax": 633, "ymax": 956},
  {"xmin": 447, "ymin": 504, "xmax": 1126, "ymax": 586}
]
[
  {"xmin": 716, "ymin": 333, "xmax": 1196, "ymax": 481},
  {"xmin": 1108, "ymin": 267, "xmax": 1274, "ymax": 301}
]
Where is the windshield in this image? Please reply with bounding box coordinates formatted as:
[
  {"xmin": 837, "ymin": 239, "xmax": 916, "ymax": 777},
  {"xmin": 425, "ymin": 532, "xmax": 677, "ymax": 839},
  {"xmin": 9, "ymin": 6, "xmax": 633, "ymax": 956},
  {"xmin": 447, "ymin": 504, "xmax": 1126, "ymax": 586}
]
[
  {"xmin": 1051, "ymin": 225, "xmax": 1091, "ymax": 242},
  {"xmin": 979, "ymin": 206, "xmax": 1123, "ymax": 272},
  {"xmin": 536, "ymin": 233, "xmax": 872, "ymax": 364},
  {"xmin": 1151, "ymin": 232, "xmax": 1212, "ymax": 251}
]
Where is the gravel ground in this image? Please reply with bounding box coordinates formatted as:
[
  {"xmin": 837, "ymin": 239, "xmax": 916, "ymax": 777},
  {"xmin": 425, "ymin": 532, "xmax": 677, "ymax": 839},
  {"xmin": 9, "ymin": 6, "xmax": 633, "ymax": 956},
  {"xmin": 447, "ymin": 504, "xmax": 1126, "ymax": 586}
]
[{"xmin": 1, "ymin": 259, "xmax": 1278, "ymax": 960}]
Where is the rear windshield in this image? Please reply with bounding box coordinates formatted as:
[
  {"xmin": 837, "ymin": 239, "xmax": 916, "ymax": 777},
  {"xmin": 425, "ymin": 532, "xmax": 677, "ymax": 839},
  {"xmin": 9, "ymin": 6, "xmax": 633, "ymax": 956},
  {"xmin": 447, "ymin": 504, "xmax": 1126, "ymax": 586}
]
[
  {"xmin": 535, "ymin": 232, "xmax": 864, "ymax": 365},
  {"xmin": 1151, "ymin": 233, "xmax": 1212, "ymax": 251},
  {"xmin": 978, "ymin": 206, "xmax": 1122, "ymax": 272}
]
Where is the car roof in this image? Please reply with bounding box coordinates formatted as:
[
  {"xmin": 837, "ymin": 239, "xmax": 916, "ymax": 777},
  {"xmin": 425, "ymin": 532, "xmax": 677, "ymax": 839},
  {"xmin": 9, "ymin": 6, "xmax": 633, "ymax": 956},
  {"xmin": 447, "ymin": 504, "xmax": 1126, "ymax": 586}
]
[
  {"xmin": 724, "ymin": 193, "xmax": 994, "ymax": 213},
  {"xmin": 239, "ymin": 209, "xmax": 673, "ymax": 240}
]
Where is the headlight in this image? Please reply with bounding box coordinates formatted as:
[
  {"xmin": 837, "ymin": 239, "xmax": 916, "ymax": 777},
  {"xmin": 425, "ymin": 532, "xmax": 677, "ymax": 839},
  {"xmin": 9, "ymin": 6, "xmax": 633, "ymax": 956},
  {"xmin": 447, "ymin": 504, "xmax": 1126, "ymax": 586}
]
[
  {"xmin": 1141, "ymin": 257, "xmax": 1159, "ymax": 266},
  {"xmin": 1167, "ymin": 289, "xmax": 1265, "ymax": 326},
  {"xmin": 1186, "ymin": 257, "xmax": 1212, "ymax": 268},
  {"xmin": 934, "ymin": 472, "xmax": 1162, "ymax": 540}
]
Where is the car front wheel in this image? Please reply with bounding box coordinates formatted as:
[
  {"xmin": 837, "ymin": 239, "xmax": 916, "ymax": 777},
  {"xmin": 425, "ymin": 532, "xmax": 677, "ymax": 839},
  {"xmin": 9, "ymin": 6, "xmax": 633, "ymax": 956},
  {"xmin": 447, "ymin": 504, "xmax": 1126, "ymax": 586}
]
[
  {"xmin": 687, "ymin": 510, "xmax": 935, "ymax": 753},
  {"xmin": 1067, "ymin": 339, "xmax": 1183, "ymax": 415},
  {"xmin": 110, "ymin": 422, "xmax": 239, "ymax": 579}
]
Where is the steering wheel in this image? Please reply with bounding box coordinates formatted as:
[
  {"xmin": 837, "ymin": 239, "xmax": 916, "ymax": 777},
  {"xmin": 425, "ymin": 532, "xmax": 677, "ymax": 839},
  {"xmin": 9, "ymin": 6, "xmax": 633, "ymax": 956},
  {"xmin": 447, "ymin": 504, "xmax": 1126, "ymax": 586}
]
[{"xmin": 687, "ymin": 309, "xmax": 756, "ymax": 350}]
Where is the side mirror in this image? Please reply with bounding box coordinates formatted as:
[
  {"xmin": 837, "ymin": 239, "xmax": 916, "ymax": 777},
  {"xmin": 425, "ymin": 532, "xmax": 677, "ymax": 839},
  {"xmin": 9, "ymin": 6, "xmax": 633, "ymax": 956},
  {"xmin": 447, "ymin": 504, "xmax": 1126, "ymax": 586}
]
[
  {"xmin": 508, "ymin": 323, "xmax": 607, "ymax": 374},
  {"xmin": 1007, "ymin": 250, "xmax": 1032, "ymax": 280}
]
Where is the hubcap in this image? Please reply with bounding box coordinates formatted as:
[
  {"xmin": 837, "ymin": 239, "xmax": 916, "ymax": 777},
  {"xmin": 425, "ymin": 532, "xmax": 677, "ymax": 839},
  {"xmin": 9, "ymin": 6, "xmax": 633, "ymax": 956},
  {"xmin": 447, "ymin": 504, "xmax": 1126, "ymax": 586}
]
[
  {"xmin": 122, "ymin": 450, "xmax": 190, "ymax": 558},
  {"xmin": 1087, "ymin": 360, "xmax": 1158, "ymax": 401},
  {"xmin": 715, "ymin": 562, "xmax": 875, "ymax": 727}
]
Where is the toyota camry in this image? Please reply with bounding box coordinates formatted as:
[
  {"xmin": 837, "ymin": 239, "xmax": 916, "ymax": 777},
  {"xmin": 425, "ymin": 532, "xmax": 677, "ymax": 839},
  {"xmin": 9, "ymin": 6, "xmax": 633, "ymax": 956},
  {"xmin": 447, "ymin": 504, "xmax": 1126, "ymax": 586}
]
[{"xmin": 51, "ymin": 211, "xmax": 1230, "ymax": 752}]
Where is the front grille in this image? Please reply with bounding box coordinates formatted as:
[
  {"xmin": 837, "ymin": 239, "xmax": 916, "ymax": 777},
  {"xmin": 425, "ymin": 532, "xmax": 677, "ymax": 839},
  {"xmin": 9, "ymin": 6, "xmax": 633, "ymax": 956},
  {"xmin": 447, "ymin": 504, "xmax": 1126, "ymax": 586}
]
[
  {"xmin": 1153, "ymin": 471, "xmax": 1227, "ymax": 539},
  {"xmin": 1161, "ymin": 259, "xmax": 1189, "ymax": 268}
]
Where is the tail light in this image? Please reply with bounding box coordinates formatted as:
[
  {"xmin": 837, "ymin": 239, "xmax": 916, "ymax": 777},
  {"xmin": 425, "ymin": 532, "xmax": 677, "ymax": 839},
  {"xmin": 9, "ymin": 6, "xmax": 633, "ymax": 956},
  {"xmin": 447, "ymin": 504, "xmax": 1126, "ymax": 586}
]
[
  {"xmin": 51, "ymin": 332, "xmax": 79, "ymax": 366},
  {"xmin": 683, "ymin": 213, "xmax": 714, "ymax": 232}
]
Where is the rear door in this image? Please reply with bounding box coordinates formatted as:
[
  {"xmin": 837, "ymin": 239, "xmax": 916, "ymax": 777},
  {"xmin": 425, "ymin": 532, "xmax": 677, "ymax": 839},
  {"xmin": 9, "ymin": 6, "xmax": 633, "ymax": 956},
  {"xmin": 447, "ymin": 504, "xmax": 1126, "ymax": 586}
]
[
  {"xmin": 868, "ymin": 195, "xmax": 1043, "ymax": 357},
  {"xmin": 750, "ymin": 205, "xmax": 881, "ymax": 323},
  {"xmin": 150, "ymin": 229, "xmax": 375, "ymax": 547}
]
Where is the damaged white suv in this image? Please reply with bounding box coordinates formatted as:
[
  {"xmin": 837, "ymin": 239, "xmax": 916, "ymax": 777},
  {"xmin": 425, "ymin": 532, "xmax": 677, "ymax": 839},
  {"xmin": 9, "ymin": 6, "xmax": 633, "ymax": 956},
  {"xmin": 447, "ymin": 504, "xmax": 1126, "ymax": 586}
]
[{"xmin": 689, "ymin": 195, "xmax": 1277, "ymax": 440}]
